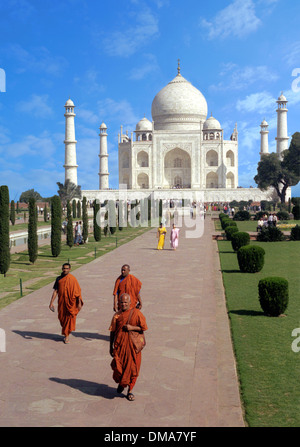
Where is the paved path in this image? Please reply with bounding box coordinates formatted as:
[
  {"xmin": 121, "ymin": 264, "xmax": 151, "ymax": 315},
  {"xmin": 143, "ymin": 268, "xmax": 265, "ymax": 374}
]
[{"xmin": 0, "ymin": 217, "xmax": 244, "ymax": 427}]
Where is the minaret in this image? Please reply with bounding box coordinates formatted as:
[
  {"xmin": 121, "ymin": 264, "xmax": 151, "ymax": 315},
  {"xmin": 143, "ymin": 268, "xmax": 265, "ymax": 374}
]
[
  {"xmin": 260, "ymin": 119, "xmax": 269, "ymax": 159},
  {"xmin": 99, "ymin": 122, "xmax": 109, "ymax": 190},
  {"xmin": 63, "ymin": 98, "xmax": 78, "ymax": 185},
  {"xmin": 275, "ymin": 92, "xmax": 289, "ymax": 159}
]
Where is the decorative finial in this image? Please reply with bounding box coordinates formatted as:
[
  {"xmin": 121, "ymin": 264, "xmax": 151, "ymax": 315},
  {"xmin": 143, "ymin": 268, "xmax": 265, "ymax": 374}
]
[{"xmin": 177, "ymin": 59, "xmax": 181, "ymax": 75}]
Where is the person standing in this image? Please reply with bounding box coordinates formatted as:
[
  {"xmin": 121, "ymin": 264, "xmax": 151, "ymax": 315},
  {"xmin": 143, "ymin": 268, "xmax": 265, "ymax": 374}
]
[
  {"xmin": 109, "ymin": 293, "xmax": 148, "ymax": 401},
  {"xmin": 157, "ymin": 223, "xmax": 167, "ymax": 250},
  {"xmin": 49, "ymin": 263, "xmax": 83, "ymax": 344},
  {"xmin": 170, "ymin": 223, "xmax": 180, "ymax": 250},
  {"xmin": 113, "ymin": 264, "xmax": 142, "ymax": 312}
]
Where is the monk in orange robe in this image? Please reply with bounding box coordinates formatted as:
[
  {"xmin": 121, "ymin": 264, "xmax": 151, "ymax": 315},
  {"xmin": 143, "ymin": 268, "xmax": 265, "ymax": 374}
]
[
  {"xmin": 109, "ymin": 293, "xmax": 148, "ymax": 401},
  {"xmin": 49, "ymin": 263, "xmax": 83, "ymax": 344},
  {"xmin": 113, "ymin": 264, "xmax": 142, "ymax": 312}
]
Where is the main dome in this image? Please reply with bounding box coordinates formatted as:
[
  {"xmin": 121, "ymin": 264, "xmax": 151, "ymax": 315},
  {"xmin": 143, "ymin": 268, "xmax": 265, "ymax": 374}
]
[{"xmin": 151, "ymin": 72, "xmax": 207, "ymax": 131}]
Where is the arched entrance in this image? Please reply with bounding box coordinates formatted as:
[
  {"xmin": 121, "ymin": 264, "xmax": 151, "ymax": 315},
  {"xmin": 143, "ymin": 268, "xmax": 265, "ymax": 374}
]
[{"xmin": 164, "ymin": 148, "xmax": 191, "ymax": 188}]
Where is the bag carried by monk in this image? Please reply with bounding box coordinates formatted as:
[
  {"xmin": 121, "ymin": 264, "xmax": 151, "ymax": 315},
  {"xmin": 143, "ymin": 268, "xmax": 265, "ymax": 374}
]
[{"xmin": 127, "ymin": 309, "xmax": 146, "ymax": 354}]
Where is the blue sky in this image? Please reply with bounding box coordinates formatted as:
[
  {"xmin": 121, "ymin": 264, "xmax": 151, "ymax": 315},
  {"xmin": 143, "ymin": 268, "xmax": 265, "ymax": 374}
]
[{"xmin": 0, "ymin": 0, "xmax": 299, "ymax": 201}]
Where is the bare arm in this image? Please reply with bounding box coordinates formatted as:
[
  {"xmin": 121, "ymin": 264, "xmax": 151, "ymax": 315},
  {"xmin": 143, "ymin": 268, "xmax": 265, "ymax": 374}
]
[
  {"xmin": 113, "ymin": 294, "xmax": 118, "ymax": 312},
  {"xmin": 49, "ymin": 289, "xmax": 58, "ymax": 311}
]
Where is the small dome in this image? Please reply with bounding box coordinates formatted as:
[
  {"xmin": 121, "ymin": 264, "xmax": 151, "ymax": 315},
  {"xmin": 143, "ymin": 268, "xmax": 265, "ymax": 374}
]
[
  {"xmin": 100, "ymin": 122, "xmax": 107, "ymax": 129},
  {"xmin": 65, "ymin": 98, "xmax": 74, "ymax": 106},
  {"xmin": 277, "ymin": 92, "xmax": 287, "ymax": 101},
  {"xmin": 135, "ymin": 117, "xmax": 152, "ymax": 132},
  {"xmin": 261, "ymin": 119, "xmax": 268, "ymax": 126},
  {"xmin": 203, "ymin": 115, "xmax": 221, "ymax": 130}
]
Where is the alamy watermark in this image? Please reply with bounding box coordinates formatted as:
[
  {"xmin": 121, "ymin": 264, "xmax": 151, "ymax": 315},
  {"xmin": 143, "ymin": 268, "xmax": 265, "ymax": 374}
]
[
  {"xmin": 93, "ymin": 189, "xmax": 205, "ymax": 239},
  {"xmin": 0, "ymin": 328, "xmax": 6, "ymax": 352},
  {"xmin": 291, "ymin": 68, "xmax": 300, "ymax": 93},
  {"xmin": 291, "ymin": 328, "xmax": 300, "ymax": 353},
  {"xmin": 0, "ymin": 68, "xmax": 6, "ymax": 92}
]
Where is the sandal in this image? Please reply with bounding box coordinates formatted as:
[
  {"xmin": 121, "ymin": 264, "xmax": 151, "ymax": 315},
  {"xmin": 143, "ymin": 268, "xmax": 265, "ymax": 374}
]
[{"xmin": 127, "ymin": 392, "xmax": 135, "ymax": 401}]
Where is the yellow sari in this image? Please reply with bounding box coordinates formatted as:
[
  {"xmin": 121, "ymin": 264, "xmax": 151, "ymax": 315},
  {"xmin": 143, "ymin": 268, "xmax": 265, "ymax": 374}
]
[{"xmin": 157, "ymin": 227, "xmax": 166, "ymax": 250}]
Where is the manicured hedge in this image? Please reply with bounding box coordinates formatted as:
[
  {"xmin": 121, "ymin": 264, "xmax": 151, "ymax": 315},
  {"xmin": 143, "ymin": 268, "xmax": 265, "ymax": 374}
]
[
  {"xmin": 291, "ymin": 224, "xmax": 300, "ymax": 241},
  {"xmin": 237, "ymin": 245, "xmax": 265, "ymax": 273},
  {"xmin": 257, "ymin": 226, "xmax": 284, "ymax": 242},
  {"xmin": 231, "ymin": 232, "xmax": 250, "ymax": 252},
  {"xmin": 258, "ymin": 277, "xmax": 289, "ymax": 316},
  {"xmin": 225, "ymin": 225, "xmax": 239, "ymax": 241}
]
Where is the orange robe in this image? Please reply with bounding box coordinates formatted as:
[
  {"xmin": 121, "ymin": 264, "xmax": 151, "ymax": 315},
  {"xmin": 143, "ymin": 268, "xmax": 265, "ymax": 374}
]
[
  {"xmin": 113, "ymin": 274, "xmax": 142, "ymax": 309},
  {"xmin": 109, "ymin": 308, "xmax": 148, "ymax": 391},
  {"xmin": 54, "ymin": 273, "xmax": 83, "ymax": 336}
]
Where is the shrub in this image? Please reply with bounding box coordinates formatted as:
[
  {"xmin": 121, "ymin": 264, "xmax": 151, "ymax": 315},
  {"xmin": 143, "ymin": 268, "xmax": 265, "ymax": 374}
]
[
  {"xmin": 291, "ymin": 224, "xmax": 300, "ymax": 241},
  {"xmin": 292, "ymin": 205, "xmax": 300, "ymax": 220},
  {"xmin": 276, "ymin": 211, "xmax": 290, "ymax": 221},
  {"xmin": 233, "ymin": 210, "xmax": 251, "ymax": 221},
  {"xmin": 258, "ymin": 277, "xmax": 289, "ymax": 316},
  {"xmin": 220, "ymin": 216, "xmax": 231, "ymax": 229},
  {"xmin": 28, "ymin": 197, "xmax": 38, "ymax": 263},
  {"xmin": 93, "ymin": 200, "xmax": 101, "ymax": 241},
  {"xmin": 225, "ymin": 226, "xmax": 239, "ymax": 241},
  {"xmin": 51, "ymin": 195, "xmax": 62, "ymax": 256},
  {"xmin": 66, "ymin": 201, "xmax": 73, "ymax": 248},
  {"xmin": 231, "ymin": 232, "xmax": 250, "ymax": 252},
  {"xmin": 82, "ymin": 197, "xmax": 88, "ymax": 242},
  {"xmin": 0, "ymin": 185, "xmax": 10, "ymax": 276},
  {"xmin": 237, "ymin": 245, "xmax": 265, "ymax": 273},
  {"xmin": 257, "ymin": 226, "xmax": 284, "ymax": 242}
]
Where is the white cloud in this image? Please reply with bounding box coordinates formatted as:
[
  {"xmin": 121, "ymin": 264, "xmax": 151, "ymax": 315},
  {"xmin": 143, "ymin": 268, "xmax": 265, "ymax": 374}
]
[
  {"xmin": 236, "ymin": 91, "xmax": 276, "ymax": 113},
  {"xmin": 102, "ymin": 8, "xmax": 159, "ymax": 57},
  {"xmin": 200, "ymin": 0, "xmax": 261, "ymax": 39},
  {"xmin": 128, "ymin": 54, "xmax": 159, "ymax": 80},
  {"xmin": 3, "ymin": 44, "xmax": 68, "ymax": 76},
  {"xmin": 18, "ymin": 94, "xmax": 53, "ymax": 118},
  {"xmin": 212, "ymin": 63, "xmax": 279, "ymax": 91},
  {"xmin": 96, "ymin": 98, "xmax": 139, "ymax": 130}
]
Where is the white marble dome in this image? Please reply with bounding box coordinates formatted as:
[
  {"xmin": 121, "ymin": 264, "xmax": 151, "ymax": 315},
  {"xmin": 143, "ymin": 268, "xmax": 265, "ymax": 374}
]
[
  {"xmin": 151, "ymin": 72, "xmax": 208, "ymax": 130},
  {"xmin": 65, "ymin": 98, "xmax": 75, "ymax": 107},
  {"xmin": 203, "ymin": 115, "xmax": 221, "ymax": 130},
  {"xmin": 136, "ymin": 117, "xmax": 152, "ymax": 132}
]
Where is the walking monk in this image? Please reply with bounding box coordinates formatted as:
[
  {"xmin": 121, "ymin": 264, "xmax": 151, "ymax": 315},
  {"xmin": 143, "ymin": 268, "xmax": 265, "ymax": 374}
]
[
  {"xmin": 113, "ymin": 264, "xmax": 142, "ymax": 312},
  {"xmin": 109, "ymin": 293, "xmax": 148, "ymax": 401},
  {"xmin": 49, "ymin": 263, "xmax": 83, "ymax": 344}
]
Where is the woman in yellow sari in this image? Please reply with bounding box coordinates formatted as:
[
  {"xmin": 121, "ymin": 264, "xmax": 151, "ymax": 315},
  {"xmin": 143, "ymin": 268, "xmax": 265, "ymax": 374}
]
[{"xmin": 157, "ymin": 223, "xmax": 167, "ymax": 250}]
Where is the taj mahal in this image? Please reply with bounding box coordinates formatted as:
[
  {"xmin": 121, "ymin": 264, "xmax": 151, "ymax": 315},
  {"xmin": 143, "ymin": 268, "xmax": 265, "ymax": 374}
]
[{"xmin": 63, "ymin": 62, "xmax": 290, "ymax": 204}]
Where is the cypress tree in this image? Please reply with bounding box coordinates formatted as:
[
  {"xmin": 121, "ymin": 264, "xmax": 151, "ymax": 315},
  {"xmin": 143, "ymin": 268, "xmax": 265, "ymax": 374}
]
[
  {"xmin": 51, "ymin": 195, "xmax": 62, "ymax": 257},
  {"xmin": 82, "ymin": 197, "xmax": 88, "ymax": 243},
  {"xmin": 72, "ymin": 199, "xmax": 76, "ymax": 218},
  {"xmin": 28, "ymin": 197, "xmax": 38, "ymax": 263},
  {"xmin": 66, "ymin": 200, "xmax": 73, "ymax": 248},
  {"xmin": 93, "ymin": 200, "xmax": 101, "ymax": 241},
  {"xmin": 0, "ymin": 185, "xmax": 10, "ymax": 276},
  {"xmin": 109, "ymin": 200, "xmax": 116, "ymax": 234},
  {"xmin": 77, "ymin": 200, "xmax": 81, "ymax": 218},
  {"xmin": 10, "ymin": 200, "xmax": 16, "ymax": 226}
]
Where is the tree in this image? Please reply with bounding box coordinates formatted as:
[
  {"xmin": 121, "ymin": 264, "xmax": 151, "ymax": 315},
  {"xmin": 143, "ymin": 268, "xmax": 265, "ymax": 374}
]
[
  {"xmin": 43, "ymin": 203, "xmax": 48, "ymax": 222},
  {"xmin": 51, "ymin": 195, "xmax": 62, "ymax": 257},
  {"xmin": 82, "ymin": 197, "xmax": 88, "ymax": 242},
  {"xmin": 28, "ymin": 197, "xmax": 38, "ymax": 263},
  {"xmin": 10, "ymin": 200, "xmax": 16, "ymax": 226},
  {"xmin": 72, "ymin": 199, "xmax": 76, "ymax": 218},
  {"xmin": 0, "ymin": 185, "xmax": 10, "ymax": 276},
  {"xmin": 77, "ymin": 200, "xmax": 81, "ymax": 218},
  {"xmin": 93, "ymin": 200, "xmax": 101, "ymax": 241},
  {"xmin": 254, "ymin": 133, "xmax": 300, "ymax": 203},
  {"xmin": 57, "ymin": 180, "xmax": 81, "ymax": 207},
  {"xmin": 66, "ymin": 201, "xmax": 73, "ymax": 248},
  {"xmin": 19, "ymin": 188, "xmax": 42, "ymax": 203}
]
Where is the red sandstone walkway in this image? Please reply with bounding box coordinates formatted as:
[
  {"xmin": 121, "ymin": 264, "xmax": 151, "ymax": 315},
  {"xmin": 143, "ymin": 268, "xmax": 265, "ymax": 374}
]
[{"xmin": 0, "ymin": 216, "xmax": 244, "ymax": 427}]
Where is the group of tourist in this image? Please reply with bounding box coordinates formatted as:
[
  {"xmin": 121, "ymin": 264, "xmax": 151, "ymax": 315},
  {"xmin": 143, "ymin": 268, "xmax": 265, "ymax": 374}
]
[
  {"xmin": 49, "ymin": 262, "xmax": 147, "ymax": 403},
  {"xmin": 157, "ymin": 222, "xmax": 180, "ymax": 250},
  {"xmin": 256, "ymin": 213, "xmax": 278, "ymax": 231}
]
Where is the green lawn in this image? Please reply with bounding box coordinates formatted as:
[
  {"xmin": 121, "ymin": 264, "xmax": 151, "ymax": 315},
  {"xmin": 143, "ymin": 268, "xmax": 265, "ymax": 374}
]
[
  {"xmin": 218, "ymin": 239, "xmax": 300, "ymax": 426},
  {"xmin": 0, "ymin": 226, "xmax": 151, "ymax": 309}
]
